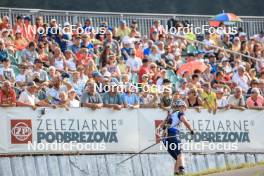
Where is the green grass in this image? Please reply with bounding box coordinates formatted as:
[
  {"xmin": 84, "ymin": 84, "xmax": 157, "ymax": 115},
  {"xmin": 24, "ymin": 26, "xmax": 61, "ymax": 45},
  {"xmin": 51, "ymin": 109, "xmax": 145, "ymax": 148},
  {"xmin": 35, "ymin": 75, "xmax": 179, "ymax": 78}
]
[{"xmin": 185, "ymin": 162, "xmax": 264, "ymax": 176}]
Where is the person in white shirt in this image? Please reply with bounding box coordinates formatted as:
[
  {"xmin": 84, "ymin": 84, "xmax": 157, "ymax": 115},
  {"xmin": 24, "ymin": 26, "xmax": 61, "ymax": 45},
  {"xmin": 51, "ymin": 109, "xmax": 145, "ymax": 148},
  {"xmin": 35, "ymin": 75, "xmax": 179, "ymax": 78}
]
[
  {"xmin": 68, "ymin": 90, "xmax": 80, "ymax": 108},
  {"xmin": 17, "ymin": 81, "xmax": 46, "ymax": 109},
  {"xmin": 232, "ymin": 66, "xmax": 250, "ymax": 92},
  {"xmin": 215, "ymin": 88, "xmax": 228, "ymax": 109}
]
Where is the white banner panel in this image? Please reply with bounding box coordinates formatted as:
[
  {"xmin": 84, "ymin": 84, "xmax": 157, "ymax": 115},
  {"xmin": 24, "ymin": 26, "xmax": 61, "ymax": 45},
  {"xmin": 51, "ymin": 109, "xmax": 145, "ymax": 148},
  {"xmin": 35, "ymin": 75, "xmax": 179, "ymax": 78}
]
[
  {"xmin": 1, "ymin": 107, "xmax": 139, "ymax": 154},
  {"xmin": 0, "ymin": 107, "xmax": 263, "ymax": 154},
  {"xmin": 138, "ymin": 109, "xmax": 264, "ymax": 153}
]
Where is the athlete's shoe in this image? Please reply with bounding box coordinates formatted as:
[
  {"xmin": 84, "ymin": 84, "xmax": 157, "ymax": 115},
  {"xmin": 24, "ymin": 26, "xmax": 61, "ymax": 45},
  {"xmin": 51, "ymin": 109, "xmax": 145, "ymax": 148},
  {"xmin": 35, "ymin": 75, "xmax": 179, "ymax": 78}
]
[{"xmin": 178, "ymin": 166, "xmax": 185, "ymax": 175}]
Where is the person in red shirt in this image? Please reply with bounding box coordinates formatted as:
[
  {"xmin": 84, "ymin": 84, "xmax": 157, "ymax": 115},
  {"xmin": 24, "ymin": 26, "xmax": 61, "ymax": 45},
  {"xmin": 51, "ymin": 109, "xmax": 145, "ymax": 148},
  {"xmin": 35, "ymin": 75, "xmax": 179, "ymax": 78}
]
[
  {"xmin": 0, "ymin": 80, "xmax": 16, "ymax": 107},
  {"xmin": 138, "ymin": 58, "xmax": 150, "ymax": 83}
]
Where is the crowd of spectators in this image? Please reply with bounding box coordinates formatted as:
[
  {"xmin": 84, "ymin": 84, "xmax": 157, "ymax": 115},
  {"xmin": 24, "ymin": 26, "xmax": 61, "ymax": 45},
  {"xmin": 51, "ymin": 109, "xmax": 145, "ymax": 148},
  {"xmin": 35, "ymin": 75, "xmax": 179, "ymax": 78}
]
[{"xmin": 1, "ymin": 15, "xmax": 264, "ymax": 112}]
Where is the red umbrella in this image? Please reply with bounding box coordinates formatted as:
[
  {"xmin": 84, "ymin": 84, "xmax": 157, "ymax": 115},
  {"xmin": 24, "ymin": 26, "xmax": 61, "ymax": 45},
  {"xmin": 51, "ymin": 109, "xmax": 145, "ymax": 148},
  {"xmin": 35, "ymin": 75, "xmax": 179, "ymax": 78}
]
[{"xmin": 177, "ymin": 61, "xmax": 207, "ymax": 75}]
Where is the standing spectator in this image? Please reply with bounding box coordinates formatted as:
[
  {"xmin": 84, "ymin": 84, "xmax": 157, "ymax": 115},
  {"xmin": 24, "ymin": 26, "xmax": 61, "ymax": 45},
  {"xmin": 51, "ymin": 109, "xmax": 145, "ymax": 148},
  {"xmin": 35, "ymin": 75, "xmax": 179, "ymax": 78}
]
[
  {"xmin": 201, "ymin": 83, "xmax": 217, "ymax": 114},
  {"xmin": 246, "ymin": 88, "xmax": 264, "ymax": 110},
  {"xmin": 102, "ymin": 82, "xmax": 124, "ymax": 110},
  {"xmin": 68, "ymin": 90, "xmax": 80, "ymax": 108},
  {"xmin": 0, "ymin": 80, "xmax": 16, "ymax": 107},
  {"xmin": 103, "ymin": 30, "xmax": 120, "ymax": 55},
  {"xmin": 185, "ymin": 88, "xmax": 203, "ymax": 112},
  {"xmin": 228, "ymin": 86, "xmax": 246, "ymax": 111},
  {"xmin": 149, "ymin": 20, "xmax": 165, "ymax": 41},
  {"xmin": 81, "ymin": 80, "xmax": 103, "ymax": 110},
  {"xmin": 215, "ymin": 88, "xmax": 228, "ymax": 109},
  {"xmin": 116, "ymin": 20, "xmax": 131, "ymax": 40},
  {"xmin": 122, "ymin": 83, "xmax": 139, "ymax": 109}
]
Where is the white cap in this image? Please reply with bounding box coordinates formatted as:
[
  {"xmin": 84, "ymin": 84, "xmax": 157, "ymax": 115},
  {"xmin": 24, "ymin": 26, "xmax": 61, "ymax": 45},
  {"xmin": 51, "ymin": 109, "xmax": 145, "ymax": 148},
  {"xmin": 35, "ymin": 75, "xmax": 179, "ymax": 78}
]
[{"xmin": 64, "ymin": 22, "xmax": 70, "ymax": 26}]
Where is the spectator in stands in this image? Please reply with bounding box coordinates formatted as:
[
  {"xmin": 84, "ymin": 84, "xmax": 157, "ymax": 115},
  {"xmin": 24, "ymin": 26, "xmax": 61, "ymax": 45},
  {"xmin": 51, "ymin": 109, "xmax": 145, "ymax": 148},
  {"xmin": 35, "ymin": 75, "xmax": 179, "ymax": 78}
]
[
  {"xmin": 15, "ymin": 63, "xmax": 28, "ymax": 88},
  {"xmin": 215, "ymin": 88, "xmax": 228, "ymax": 109},
  {"xmin": 138, "ymin": 58, "xmax": 150, "ymax": 84},
  {"xmin": 70, "ymin": 71, "xmax": 86, "ymax": 97},
  {"xmin": 232, "ymin": 65, "xmax": 250, "ymax": 92},
  {"xmin": 103, "ymin": 30, "xmax": 120, "ymax": 55},
  {"xmin": 246, "ymin": 88, "xmax": 264, "ymax": 110},
  {"xmin": 0, "ymin": 80, "xmax": 16, "ymax": 107},
  {"xmin": 50, "ymin": 47, "xmax": 66, "ymax": 72},
  {"xmin": 139, "ymin": 87, "xmax": 158, "ymax": 108},
  {"xmin": 68, "ymin": 89, "xmax": 80, "ymax": 108},
  {"xmin": 21, "ymin": 42, "xmax": 39, "ymax": 64},
  {"xmin": 0, "ymin": 58, "xmax": 15, "ymax": 83},
  {"xmin": 0, "ymin": 16, "xmax": 10, "ymax": 30},
  {"xmin": 106, "ymin": 54, "xmax": 121, "ymax": 79},
  {"xmin": 102, "ymin": 82, "xmax": 124, "ymax": 110},
  {"xmin": 17, "ymin": 81, "xmax": 47, "ymax": 109},
  {"xmin": 149, "ymin": 20, "xmax": 165, "ymax": 41},
  {"xmin": 13, "ymin": 29, "xmax": 28, "ymax": 51},
  {"xmin": 81, "ymin": 80, "xmax": 103, "ymax": 110},
  {"xmin": 0, "ymin": 40, "xmax": 8, "ymax": 62},
  {"xmin": 228, "ymin": 86, "xmax": 246, "ymax": 111},
  {"xmin": 160, "ymin": 83, "xmax": 172, "ymax": 111},
  {"xmin": 201, "ymin": 83, "xmax": 217, "ymax": 114},
  {"xmin": 46, "ymin": 76, "xmax": 72, "ymax": 105},
  {"xmin": 116, "ymin": 20, "xmax": 131, "ymax": 40},
  {"xmin": 122, "ymin": 83, "xmax": 139, "ymax": 109},
  {"xmin": 185, "ymin": 88, "xmax": 203, "ymax": 112}
]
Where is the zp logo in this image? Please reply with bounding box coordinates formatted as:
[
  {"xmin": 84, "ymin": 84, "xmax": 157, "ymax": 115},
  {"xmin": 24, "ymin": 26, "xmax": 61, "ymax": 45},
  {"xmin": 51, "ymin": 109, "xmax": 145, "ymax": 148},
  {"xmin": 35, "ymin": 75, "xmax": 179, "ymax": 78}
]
[{"xmin": 11, "ymin": 120, "xmax": 32, "ymax": 144}]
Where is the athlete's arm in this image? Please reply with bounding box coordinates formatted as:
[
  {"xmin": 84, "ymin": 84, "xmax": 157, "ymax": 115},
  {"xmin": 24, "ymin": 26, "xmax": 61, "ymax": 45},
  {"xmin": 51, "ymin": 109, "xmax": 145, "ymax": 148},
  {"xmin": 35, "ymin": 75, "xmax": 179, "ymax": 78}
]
[{"xmin": 180, "ymin": 115, "xmax": 194, "ymax": 134}]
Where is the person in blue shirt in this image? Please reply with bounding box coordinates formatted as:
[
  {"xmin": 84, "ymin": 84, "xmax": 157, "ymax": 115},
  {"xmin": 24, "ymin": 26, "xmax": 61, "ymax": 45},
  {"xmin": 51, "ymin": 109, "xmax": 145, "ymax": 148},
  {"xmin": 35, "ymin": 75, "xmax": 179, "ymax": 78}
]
[
  {"xmin": 122, "ymin": 83, "xmax": 139, "ymax": 109},
  {"xmin": 70, "ymin": 35, "xmax": 82, "ymax": 54},
  {"xmin": 143, "ymin": 40, "xmax": 154, "ymax": 56},
  {"xmin": 82, "ymin": 18, "xmax": 93, "ymax": 33},
  {"xmin": 0, "ymin": 40, "xmax": 8, "ymax": 62},
  {"xmin": 159, "ymin": 100, "xmax": 194, "ymax": 175},
  {"xmin": 208, "ymin": 53, "xmax": 218, "ymax": 74}
]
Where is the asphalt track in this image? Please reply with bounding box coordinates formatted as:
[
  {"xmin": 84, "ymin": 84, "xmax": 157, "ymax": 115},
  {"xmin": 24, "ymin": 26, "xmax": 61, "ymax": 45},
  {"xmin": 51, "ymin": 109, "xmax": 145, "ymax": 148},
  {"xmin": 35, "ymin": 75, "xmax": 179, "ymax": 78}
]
[{"xmin": 206, "ymin": 165, "xmax": 264, "ymax": 176}]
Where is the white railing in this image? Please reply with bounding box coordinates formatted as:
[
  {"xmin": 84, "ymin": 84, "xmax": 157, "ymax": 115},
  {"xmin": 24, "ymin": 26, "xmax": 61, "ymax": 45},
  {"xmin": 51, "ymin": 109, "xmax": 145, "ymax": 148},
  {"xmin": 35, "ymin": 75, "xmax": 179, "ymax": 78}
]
[{"xmin": 0, "ymin": 7, "xmax": 264, "ymax": 36}]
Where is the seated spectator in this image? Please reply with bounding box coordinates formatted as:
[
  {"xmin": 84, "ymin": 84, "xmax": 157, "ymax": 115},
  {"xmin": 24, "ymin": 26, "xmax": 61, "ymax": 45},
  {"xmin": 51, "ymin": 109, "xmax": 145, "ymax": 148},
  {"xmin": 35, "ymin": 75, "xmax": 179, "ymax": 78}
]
[
  {"xmin": 122, "ymin": 83, "xmax": 139, "ymax": 109},
  {"xmin": 68, "ymin": 90, "xmax": 80, "ymax": 108},
  {"xmin": 81, "ymin": 80, "xmax": 103, "ymax": 110},
  {"xmin": 70, "ymin": 71, "xmax": 86, "ymax": 97},
  {"xmin": 21, "ymin": 42, "xmax": 39, "ymax": 64},
  {"xmin": 200, "ymin": 83, "xmax": 217, "ymax": 114},
  {"xmin": 228, "ymin": 86, "xmax": 246, "ymax": 111},
  {"xmin": 247, "ymin": 79, "xmax": 259, "ymax": 96},
  {"xmin": 102, "ymin": 82, "xmax": 124, "ymax": 110},
  {"xmin": 17, "ymin": 81, "xmax": 47, "ymax": 110},
  {"xmin": 0, "ymin": 40, "xmax": 9, "ymax": 62},
  {"xmin": 178, "ymin": 79, "xmax": 189, "ymax": 99},
  {"xmin": 246, "ymin": 88, "xmax": 264, "ymax": 110},
  {"xmin": 232, "ymin": 65, "xmax": 250, "ymax": 93},
  {"xmin": 215, "ymin": 88, "xmax": 228, "ymax": 109},
  {"xmin": 0, "ymin": 80, "xmax": 16, "ymax": 107},
  {"xmin": 185, "ymin": 88, "xmax": 203, "ymax": 112},
  {"xmin": 0, "ymin": 58, "xmax": 15, "ymax": 83},
  {"xmin": 15, "ymin": 63, "xmax": 28, "ymax": 88},
  {"xmin": 46, "ymin": 76, "xmax": 72, "ymax": 105}
]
